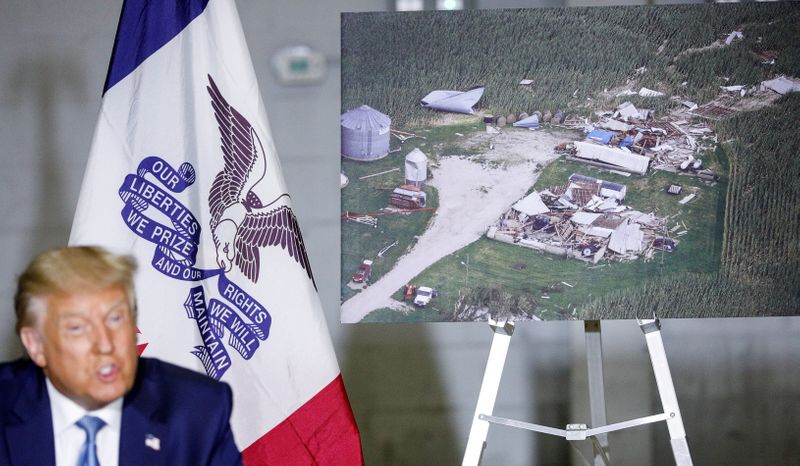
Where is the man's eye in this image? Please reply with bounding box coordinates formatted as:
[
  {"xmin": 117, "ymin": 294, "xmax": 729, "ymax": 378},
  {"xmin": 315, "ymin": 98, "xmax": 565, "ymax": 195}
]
[
  {"xmin": 107, "ymin": 313, "xmax": 126, "ymax": 326},
  {"xmin": 65, "ymin": 324, "xmax": 87, "ymax": 335}
]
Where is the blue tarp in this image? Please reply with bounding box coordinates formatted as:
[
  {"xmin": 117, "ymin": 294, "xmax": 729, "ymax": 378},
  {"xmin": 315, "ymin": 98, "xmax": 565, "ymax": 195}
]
[
  {"xmin": 619, "ymin": 135, "xmax": 634, "ymax": 148},
  {"xmin": 586, "ymin": 129, "xmax": 614, "ymax": 145}
]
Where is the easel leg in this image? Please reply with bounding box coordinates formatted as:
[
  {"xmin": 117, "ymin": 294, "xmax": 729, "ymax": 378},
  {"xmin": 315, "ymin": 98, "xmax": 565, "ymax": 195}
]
[
  {"xmin": 462, "ymin": 319, "xmax": 515, "ymax": 466},
  {"xmin": 639, "ymin": 318, "xmax": 693, "ymax": 466},
  {"xmin": 585, "ymin": 320, "xmax": 610, "ymax": 465}
]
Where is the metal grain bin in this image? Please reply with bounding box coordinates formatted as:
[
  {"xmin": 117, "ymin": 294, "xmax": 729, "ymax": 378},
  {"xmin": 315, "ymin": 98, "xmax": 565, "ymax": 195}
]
[
  {"xmin": 404, "ymin": 148, "xmax": 428, "ymax": 187},
  {"xmin": 341, "ymin": 105, "xmax": 391, "ymax": 161}
]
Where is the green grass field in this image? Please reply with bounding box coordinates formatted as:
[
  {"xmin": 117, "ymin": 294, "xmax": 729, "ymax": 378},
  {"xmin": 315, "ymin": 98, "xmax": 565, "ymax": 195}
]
[
  {"xmin": 360, "ymin": 151, "xmax": 726, "ymax": 322},
  {"xmin": 342, "ymin": 120, "xmax": 502, "ymax": 303}
]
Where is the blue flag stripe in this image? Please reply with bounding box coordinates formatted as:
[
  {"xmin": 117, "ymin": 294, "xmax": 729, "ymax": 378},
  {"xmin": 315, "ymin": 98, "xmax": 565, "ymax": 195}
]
[{"xmin": 103, "ymin": 0, "xmax": 210, "ymax": 94}]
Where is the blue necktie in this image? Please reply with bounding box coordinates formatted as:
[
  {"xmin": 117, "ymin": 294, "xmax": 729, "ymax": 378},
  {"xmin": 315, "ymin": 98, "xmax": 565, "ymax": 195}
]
[{"xmin": 75, "ymin": 415, "xmax": 106, "ymax": 466}]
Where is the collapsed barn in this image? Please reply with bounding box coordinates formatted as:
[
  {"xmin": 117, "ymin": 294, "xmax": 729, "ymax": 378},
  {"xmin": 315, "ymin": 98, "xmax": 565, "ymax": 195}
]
[
  {"xmin": 553, "ymin": 99, "xmax": 721, "ymax": 180},
  {"xmin": 487, "ymin": 174, "xmax": 675, "ymax": 264}
]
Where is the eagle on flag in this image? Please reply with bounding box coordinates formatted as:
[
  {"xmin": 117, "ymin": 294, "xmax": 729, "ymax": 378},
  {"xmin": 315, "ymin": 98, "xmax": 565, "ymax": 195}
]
[{"xmin": 206, "ymin": 75, "xmax": 314, "ymax": 286}]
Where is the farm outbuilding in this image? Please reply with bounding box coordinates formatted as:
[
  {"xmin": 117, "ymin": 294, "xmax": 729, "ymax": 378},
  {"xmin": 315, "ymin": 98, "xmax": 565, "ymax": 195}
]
[
  {"xmin": 341, "ymin": 105, "xmax": 391, "ymax": 161},
  {"xmin": 404, "ymin": 148, "xmax": 428, "ymax": 187}
]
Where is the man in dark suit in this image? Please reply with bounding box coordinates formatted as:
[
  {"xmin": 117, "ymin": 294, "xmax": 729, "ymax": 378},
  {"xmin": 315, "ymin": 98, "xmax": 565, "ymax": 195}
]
[{"xmin": 0, "ymin": 246, "xmax": 242, "ymax": 465}]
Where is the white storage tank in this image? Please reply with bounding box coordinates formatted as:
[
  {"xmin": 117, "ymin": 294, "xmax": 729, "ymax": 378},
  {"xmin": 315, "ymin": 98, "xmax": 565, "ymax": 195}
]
[
  {"xmin": 404, "ymin": 148, "xmax": 428, "ymax": 187},
  {"xmin": 341, "ymin": 105, "xmax": 391, "ymax": 161}
]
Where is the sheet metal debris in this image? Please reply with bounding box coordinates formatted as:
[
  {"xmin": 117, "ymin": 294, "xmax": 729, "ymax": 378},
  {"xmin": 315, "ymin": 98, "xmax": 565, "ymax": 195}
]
[{"xmin": 420, "ymin": 86, "xmax": 485, "ymax": 114}]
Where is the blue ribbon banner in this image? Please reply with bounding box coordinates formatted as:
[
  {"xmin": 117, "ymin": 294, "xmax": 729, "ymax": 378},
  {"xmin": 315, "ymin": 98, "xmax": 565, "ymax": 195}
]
[{"xmin": 118, "ymin": 156, "xmax": 271, "ymax": 379}]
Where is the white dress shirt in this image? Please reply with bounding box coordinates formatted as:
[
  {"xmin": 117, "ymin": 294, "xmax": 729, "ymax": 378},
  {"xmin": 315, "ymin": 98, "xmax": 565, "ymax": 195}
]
[{"xmin": 46, "ymin": 379, "xmax": 122, "ymax": 466}]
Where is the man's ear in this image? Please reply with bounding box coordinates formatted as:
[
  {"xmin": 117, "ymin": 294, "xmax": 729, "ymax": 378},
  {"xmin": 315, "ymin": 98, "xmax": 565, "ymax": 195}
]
[{"xmin": 19, "ymin": 327, "xmax": 47, "ymax": 368}]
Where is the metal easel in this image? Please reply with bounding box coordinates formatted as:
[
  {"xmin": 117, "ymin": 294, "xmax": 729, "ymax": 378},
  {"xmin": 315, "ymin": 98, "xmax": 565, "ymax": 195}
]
[{"xmin": 462, "ymin": 317, "xmax": 692, "ymax": 466}]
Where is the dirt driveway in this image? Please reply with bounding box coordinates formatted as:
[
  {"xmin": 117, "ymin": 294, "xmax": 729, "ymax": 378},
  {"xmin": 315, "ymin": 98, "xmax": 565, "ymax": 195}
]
[{"xmin": 340, "ymin": 127, "xmax": 576, "ymax": 323}]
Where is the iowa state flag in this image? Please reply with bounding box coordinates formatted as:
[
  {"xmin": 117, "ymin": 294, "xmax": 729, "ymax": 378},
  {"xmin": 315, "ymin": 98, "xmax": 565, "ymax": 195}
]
[{"xmin": 69, "ymin": 1, "xmax": 362, "ymax": 463}]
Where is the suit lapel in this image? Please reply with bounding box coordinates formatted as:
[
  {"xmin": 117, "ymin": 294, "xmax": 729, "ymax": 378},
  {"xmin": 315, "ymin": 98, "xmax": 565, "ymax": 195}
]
[
  {"xmin": 4, "ymin": 362, "xmax": 56, "ymax": 466},
  {"xmin": 119, "ymin": 359, "xmax": 167, "ymax": 466}
]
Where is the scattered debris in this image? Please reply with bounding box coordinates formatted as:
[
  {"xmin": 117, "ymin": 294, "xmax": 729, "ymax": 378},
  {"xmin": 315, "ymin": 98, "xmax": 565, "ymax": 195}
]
[
  {"xmin": 679, "ymin": 193, "xmax": 696, "ymax": 205},
  {"xmin": 487, "ymin": 174, "xmax": 673, "ymax": 264},
  {"xmin": 724, "ymin": 30, "xmax": 743, "ymax": 45},
  {"xmin": 342, "ymin": 212, "xmax": 377, "ymax": 228},
  {"xmin": 359, "ymin": 167, "xmax": 400, "ymax": 180},
  {"xmin": 391, "ymin": 129, "xmax": 426, "ymax": 143},
  {"xmin": 614, "ymin": 101, "xmax": 650, "ymax": 121},
  {"xmin": 653, "ymin": 237, "xmax": 676, "ymax": 252},
  {"xmin": 760, "ymin": 76, "xmax": 800, "ymax": 95},
  {"xmin": 378, "ymin": 241, "xmax": 398, "ymax": 257},
  {"xmin": 666, "ymin": 184, "xmax": 682, "ymax": 195},
  {"xmin": 753, "ymin": 50, "xmax": 777, "ymax": 65},
  {"xmin": 638, "ymin": 87, "xmax": 665, "ymax": 97},
  {"xmin": 513, "ymin": 113, "xmax": 540, "ymax": 129}
]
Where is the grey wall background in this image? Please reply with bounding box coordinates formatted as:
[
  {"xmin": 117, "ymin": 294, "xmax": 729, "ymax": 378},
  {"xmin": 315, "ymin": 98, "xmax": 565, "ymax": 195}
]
[{"xmin": 0, "ymin": 0, "xmax": 797, "ymax": 464}]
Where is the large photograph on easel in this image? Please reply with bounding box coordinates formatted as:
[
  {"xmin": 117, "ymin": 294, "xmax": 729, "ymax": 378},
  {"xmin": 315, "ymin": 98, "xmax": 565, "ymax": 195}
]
[{"xmin": 339, "ymin": 3, "xmax": 800, "ymax": 323}]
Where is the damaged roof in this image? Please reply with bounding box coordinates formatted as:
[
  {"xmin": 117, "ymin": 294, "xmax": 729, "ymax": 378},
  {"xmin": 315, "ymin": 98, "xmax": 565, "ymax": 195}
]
[
  {"xmin": 574, "ymin": 141, "xmax": 650, "ymax": 175},
  {"xmin": 420, "ymin": 86, "xmax": 485, "ymax": 114},
  {"xmin": 512, "ymin": 191, "xmax": 550, "ymax": 216},
  {"xmin": 760, "ymin": 76, "xmax": 800, "ymax": 95}
]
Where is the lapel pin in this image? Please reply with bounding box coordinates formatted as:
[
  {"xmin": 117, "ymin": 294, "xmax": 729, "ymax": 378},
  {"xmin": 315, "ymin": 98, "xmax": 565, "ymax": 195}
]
[{"xmin": 145, "ymin": 434, "xmax": 161, "ymax": 451}]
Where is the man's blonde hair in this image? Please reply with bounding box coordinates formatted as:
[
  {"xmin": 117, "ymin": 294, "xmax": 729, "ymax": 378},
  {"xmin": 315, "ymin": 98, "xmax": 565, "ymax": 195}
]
[{"xmin": 14, "ymin": 246, "xmax": 137, "ymax": 333}]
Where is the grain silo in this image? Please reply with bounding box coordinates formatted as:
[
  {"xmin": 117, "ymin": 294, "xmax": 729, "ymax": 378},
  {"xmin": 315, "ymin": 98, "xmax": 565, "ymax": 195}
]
[
  {"xmin": 404, "ymin": 148, "xmax": 428, "ymax": 187},
  {"xmin": 341, "ymin": 105, "xmax": 391, "ymax": 161}
]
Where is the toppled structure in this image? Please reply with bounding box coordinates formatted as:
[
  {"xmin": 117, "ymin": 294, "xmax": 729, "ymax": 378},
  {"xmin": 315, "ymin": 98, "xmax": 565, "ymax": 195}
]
[
  {"xmin": 513, "ymin": 113, "xmax": 540, "ymax": 129},
  {"xmin": 559, "ymin": 97, "xmax": 720, "ymax": 179},
  {"xmin": 487, "ymin": 174, "xmax": 673, "ymax": 264},
  {"xmin": 420, "ymin": 86, "xmax": 485, "ymax": 114},
  {"xmin": 571, "ymin": 140, "xmax": 650, "ymax": 175},
  {"xmin": 760, "ymin": 76, "xmax": 800, "ymax": 95}
]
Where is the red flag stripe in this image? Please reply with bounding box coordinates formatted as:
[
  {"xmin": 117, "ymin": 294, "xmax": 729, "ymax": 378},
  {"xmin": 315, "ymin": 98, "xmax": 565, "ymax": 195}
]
[{"xmin": 242, "ymin": 375, "xmax": 363, "ymax": 465}]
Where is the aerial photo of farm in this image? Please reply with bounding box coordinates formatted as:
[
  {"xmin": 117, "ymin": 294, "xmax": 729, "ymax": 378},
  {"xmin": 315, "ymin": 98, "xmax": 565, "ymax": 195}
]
[{"xmin": 339, "ymin": 2, "xmax": 800, "ymax": 323}]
